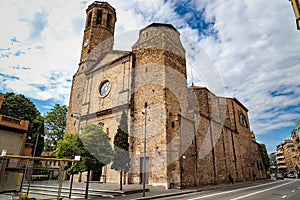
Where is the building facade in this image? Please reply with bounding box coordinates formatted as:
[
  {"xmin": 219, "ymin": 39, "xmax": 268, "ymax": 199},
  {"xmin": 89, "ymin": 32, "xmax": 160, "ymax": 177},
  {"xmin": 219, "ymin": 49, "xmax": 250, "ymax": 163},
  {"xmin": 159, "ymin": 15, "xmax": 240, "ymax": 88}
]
[
  {"xmin": 65, "ymin": 1, "xmax": 266, "ymax": 188},
  {"xmin": 291, "ymin": 120, "xmax": 300, "ymax": 172},
  {"xmin": 0, "ymin": 93, "xmax": 29, "ymax": 157},
  {"xmin": 0, "ymin": 93, "xmax": 30, "ymax": 192},
  {"xmin": 276, "ymin": 139, "xmax": 298, "ymax": 172}
]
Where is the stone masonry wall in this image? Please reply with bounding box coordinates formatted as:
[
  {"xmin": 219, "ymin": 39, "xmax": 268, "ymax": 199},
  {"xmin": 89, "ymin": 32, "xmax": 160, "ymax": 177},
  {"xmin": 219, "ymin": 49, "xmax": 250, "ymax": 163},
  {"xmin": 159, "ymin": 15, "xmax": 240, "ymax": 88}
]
[
  {"xmin": 131, "ymin": 23, "xmax": 187, "ymax": 188},
  {"xmin": 181, "ymin": 87, "xmax": 266, "ymax": 187}
]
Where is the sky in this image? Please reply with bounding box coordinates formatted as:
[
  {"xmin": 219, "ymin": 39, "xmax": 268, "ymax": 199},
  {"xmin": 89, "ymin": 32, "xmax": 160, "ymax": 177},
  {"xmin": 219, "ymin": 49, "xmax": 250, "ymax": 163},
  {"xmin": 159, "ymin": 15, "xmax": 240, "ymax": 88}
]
[{"xmin": 0, "ymin": 0, "xmax": 299, "ymax": 154}]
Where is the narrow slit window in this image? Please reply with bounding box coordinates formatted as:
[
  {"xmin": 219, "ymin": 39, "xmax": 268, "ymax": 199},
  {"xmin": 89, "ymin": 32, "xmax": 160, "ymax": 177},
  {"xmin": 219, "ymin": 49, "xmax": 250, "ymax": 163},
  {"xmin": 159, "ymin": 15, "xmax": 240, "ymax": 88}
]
[
  {"xmin": 106, "ymin": 13, "xmax": 112, "ymax": 27},
  {"xmin": 87, "ymin": 12, "xmax": 92, "ymax": 27},
  {"xmin": 97, "ymin": 10, "xmax": 102, "ymax": 24}
]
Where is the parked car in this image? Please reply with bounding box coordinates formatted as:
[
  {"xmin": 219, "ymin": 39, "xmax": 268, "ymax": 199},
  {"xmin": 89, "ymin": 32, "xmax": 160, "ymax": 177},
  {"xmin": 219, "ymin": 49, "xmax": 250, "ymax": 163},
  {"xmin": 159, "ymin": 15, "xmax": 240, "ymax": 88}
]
[
  {"xmin": 275, "ymin": 173, "xmax": 284, "ymax": 180},
  {"xmin": 286, "ymin": 173, "xmax": 296, "ymax": 178}
]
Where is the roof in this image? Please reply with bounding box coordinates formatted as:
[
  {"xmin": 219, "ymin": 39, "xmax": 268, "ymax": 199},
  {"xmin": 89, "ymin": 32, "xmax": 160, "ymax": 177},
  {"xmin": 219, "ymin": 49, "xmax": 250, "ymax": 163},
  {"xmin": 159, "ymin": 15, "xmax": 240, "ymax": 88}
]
[
  {"xmin": 140, "ymin": 22, "xmax": 180, "ymax": 34},
  {"xmin": 86, "ymin": 1, "xmax": 116, "ymax": 12}
]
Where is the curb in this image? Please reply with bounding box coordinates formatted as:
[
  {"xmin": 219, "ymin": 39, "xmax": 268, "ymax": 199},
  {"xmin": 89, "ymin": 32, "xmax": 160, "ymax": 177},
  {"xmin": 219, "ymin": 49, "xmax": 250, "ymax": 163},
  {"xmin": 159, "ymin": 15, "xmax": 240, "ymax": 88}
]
[
  {"xmin": 133, "ymin": 190, "xmax": 198, "ymax": 200},
  {"xmin": 133, "ymin": 179, "xmax": 274, "ymax": 200}
]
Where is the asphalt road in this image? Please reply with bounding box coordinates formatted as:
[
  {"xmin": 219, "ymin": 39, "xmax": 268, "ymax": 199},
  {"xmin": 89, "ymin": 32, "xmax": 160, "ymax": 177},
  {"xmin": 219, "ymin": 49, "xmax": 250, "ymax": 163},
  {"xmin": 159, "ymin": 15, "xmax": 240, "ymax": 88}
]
[{"xmin": 158, "ymin": 179, "xmax": 300, "ymax": 200}]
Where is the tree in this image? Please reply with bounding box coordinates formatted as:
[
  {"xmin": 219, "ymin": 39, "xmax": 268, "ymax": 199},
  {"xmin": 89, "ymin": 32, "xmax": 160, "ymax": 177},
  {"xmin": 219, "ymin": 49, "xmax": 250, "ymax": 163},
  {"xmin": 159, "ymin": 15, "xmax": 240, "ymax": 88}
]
[
  {"xmin": 56, "ymin": 133, "xmax": 83, "ymax": 160},
  {"xmin": 260, "ymin": 144, "xmax": 270, "ymax": 172},
  {"xmin": 111, "ymin": 111, "xmax": 130, "ymax": 190},
  {"xmin": 44, "ymin": 104, "xmax": 67, "ymax": 151},
  {"xmin": 32, "ymin": 115, "xmax": 45, "ymax": 157},
  {"xmin": 56, "ymin": 124, "xmax": 114, "ymax": 199},
  {"xmin": 0, "ymin": 92, "xmax": 44, "ymax": 156}
]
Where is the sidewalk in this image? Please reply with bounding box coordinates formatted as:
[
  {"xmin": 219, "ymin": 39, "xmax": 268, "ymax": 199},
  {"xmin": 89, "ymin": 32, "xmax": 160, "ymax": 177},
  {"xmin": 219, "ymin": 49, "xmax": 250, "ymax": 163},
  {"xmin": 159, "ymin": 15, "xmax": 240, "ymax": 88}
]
[{"xmin": 24, "ymin": 179, "xmax": 274, "ymax": 200}]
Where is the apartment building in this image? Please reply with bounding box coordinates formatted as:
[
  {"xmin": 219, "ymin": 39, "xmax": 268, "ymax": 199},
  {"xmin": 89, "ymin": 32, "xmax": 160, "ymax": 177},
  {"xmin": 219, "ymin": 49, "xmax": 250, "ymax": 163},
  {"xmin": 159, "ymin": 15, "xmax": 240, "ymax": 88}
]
[{"xmin": 276, "ymin": 139, "xmax": 298, "ymax": 172}]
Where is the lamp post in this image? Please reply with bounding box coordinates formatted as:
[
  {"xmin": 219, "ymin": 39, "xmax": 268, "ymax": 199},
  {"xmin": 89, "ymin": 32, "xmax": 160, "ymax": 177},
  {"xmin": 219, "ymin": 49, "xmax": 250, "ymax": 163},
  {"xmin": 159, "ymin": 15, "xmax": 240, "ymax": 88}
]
[
  {"xmin": 142, "ymin": 109, "xmax": 147, "ymax": 197},
  {"xmin": 69, "ymin": 113, "xmax": 81, "ymax": 199},
  {"xmin": 32, "ymin": 132, "xmax": 40, "ymax": 158}
]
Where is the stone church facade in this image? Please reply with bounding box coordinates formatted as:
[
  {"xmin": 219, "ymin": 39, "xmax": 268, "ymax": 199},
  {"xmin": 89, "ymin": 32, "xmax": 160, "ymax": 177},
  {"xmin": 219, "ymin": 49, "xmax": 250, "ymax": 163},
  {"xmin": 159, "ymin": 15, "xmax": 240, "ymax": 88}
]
[{"xmin": 65, "ymin": 1, "xmax": 266, "ymax": 188}]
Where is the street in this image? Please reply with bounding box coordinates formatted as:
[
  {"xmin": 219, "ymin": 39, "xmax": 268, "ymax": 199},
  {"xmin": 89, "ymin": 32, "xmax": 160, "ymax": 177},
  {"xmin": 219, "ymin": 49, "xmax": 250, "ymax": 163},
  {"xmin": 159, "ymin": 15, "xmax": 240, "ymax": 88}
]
[{"xmin": 157, "ymin": 179, "xmax": 300, "ymax": 200}]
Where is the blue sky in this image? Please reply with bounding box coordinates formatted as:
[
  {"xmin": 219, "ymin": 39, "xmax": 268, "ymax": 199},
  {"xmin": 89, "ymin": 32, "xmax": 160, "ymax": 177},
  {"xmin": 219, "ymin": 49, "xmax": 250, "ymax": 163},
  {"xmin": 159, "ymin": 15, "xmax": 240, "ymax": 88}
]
[{"xmin": 0, "ymin": 0, "xmax": 299, "ymax": 154}]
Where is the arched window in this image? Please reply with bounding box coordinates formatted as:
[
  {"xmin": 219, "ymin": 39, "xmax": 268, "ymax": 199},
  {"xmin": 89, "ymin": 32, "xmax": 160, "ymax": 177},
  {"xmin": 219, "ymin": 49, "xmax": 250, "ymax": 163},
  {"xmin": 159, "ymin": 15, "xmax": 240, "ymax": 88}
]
[{"xmin": 239, "ymin": 113, "xmax": 247, "ymax": 127}]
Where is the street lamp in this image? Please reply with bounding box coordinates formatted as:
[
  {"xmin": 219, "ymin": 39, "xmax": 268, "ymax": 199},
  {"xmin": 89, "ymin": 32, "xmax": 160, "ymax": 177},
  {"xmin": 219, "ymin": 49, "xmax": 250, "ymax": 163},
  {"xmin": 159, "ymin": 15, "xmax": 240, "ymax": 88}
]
[
  {"xmin": 141, "ymin": 109, "xmax": 147, "ymax": 197},
  {"xmin": 289, "ymin": 0, "xmax": 300, "ymax": 30}
]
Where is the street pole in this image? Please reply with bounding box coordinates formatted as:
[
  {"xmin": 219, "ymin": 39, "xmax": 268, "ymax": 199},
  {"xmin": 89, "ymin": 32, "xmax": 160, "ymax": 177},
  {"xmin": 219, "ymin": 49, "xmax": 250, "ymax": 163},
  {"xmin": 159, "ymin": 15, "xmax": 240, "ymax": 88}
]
[
  {"xmin": 32, "ymin": 132, "xmax": 40, "ymax": 158},
  {"xmin": 142, "ymin": 109, "xmax": 147, "ymax": 197},
  {"xmin": 69, "ymin": 174, "xmax": 74, "ymax": 199},
  {"xmin": 69, "ymin": 113, "xmax": 81, "ymax": 199},
  {"xmin": 27, "ymin": 132, "xmax": 40, "ymax": 195}
]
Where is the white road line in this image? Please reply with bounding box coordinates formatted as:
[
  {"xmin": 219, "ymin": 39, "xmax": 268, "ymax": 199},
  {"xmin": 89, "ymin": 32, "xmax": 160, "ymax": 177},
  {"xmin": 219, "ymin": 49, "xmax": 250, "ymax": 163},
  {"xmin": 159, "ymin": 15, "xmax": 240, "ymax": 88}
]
[
  {"xmin": 187, "ymin": 181, "xmax": 281, "ymax": 200},
  {"xmin": 230, "ymin": 180, "xmax": 297, "ymax": 200},
  {"xmin": 282, "ymin": 195, "xmax": 287, "ymax": 198}
]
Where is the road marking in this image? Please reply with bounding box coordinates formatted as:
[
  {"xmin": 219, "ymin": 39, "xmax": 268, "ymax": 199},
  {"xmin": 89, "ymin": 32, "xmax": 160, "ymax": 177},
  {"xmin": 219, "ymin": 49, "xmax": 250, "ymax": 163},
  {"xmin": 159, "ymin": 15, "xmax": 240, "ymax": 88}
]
[
  {"xmin": 187, "ymin": 181, "xmax": 282, "ymax": 200},
  {"xmin": 230, "ymin": 181, "xmax": 297, "ymax": 200},
  {"xmin": 292, "ymin": 190, "xmax": 295, "ymax": 192},
  {"xmin": 282, "ymin": 195, "xmax": 287, "ymax": 198}
]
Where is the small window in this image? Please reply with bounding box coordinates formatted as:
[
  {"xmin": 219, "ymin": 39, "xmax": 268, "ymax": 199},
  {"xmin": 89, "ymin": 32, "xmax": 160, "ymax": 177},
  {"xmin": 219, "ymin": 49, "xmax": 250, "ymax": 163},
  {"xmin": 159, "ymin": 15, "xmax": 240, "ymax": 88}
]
[
  {"xmin": 171, "ymin": 121, "xmax": 175, "ymax": 128},
  {"xmin": 87, "ymin": 12, "xmax": 92, "ymax": 27},
  {"xmin": 106, "ymin": 13, "xmax": 112, "ymax": 27},
  {"xmin": 239, "ymin": 113, "xmax": 247, "ymax": 127},
  {"xmin": 97, "ymin": 10, "xmax": 102, "ymax": 24}
]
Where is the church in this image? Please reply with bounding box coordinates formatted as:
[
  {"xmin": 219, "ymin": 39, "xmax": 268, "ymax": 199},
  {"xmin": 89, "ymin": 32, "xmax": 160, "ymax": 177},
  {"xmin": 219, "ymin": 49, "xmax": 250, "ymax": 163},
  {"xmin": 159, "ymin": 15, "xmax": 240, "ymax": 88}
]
[{"xmin": 65, "ymin": 1, "xmax": 267, "ymax": 189}]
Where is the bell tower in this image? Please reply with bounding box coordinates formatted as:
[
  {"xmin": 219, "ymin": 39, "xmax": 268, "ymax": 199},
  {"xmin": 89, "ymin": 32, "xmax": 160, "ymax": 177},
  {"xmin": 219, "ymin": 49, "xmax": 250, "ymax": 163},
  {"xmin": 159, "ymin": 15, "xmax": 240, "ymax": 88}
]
[
  {"xmin": 80, "ymin": 1, "xmax": 117, "ymax": 62},
  {"xmin": 65, "ymin": 1, "xmax": 117, "ymax": 134}
]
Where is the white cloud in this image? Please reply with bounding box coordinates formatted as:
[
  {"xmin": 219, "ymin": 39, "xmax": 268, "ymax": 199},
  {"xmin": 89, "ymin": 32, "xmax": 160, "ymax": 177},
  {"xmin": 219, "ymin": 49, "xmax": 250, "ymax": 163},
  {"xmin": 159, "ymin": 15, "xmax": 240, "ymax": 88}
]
[
  {"xmin": 190, "ymin": 0, "xmax": 300, "ymax": 136},
  {"xmin": 0, "ymin": 0, "xmax": 84, "ymax": 106}
]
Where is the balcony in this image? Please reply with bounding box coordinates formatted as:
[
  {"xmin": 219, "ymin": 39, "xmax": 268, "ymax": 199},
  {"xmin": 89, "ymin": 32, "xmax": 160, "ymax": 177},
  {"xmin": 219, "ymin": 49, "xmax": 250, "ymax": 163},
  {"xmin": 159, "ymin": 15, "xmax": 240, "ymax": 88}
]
[
  {"xmin": 0, "ymin": 114, "xmax": 29, "ymax": 131},
  {"xmin": 276, "ymin": 155, "xmax": 285, "ymax": 160},
  {"xmin": 276, "ymin": 150, "xmax": 284, "ymax": 156},
  {"xmin": 293, "ymin": 154, "xmax": 297, "ymax": 158},
  {"xmin": 277, "ymin": 160, "xmax": 286, "ymax": 164},
  {"xmin": 278, "ymin": 165, "xmax": 287, "ymax": 169}
]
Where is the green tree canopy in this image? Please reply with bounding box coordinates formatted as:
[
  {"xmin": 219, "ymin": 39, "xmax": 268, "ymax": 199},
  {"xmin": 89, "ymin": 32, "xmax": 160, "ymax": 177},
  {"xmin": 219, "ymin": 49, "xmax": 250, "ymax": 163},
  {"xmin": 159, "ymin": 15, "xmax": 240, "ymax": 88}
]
[
  {"xmin": 56, "ymin": 132, "xmax": 83, "ymax": 159},
  {"xmin": 56, "ymin": 124, "xmax": 114, "ymax": 198},
  {"xmin": 56, "ymin": 124, "xmax": 114, "ymax": 174},
  {"xmin": 111, "ymin": 111, "xmax": 130, "ymax": 172},
  {"xmin": 81, "ymin": 124, "xmax": 115, "ymax": 167},
  {"xmin": 111, "ymin": 111, "xmax": 130, "ymax": 190},
  {"xmin": 0, "ymin": 92, "xmax": 44, "ymax": 156},
  {"xmin": 260, "ymin": 143, "xmax": 270, "ymax": 172},
  {"xmin": 44, "ymin": 104, "xmax": 67, "ymax": 151}
]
